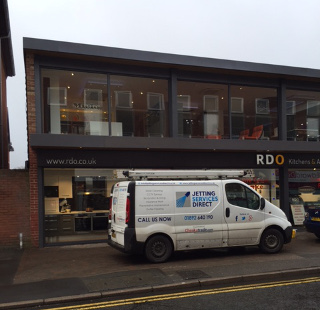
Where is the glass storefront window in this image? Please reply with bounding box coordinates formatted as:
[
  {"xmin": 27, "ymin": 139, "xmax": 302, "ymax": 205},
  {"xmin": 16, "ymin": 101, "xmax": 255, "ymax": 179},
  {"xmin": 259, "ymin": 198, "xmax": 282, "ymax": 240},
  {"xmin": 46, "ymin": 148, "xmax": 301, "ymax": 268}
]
[
  {"xmin": 43, "ymin": 168, "xmax": 278, "ymax": 245},
  {"xmin": 288, "ymin": 169, "xmax": 320, "ymax": 211},
  {"xmin": 286, "ymin": 89, "xmax": 320, "ymax": 141},
  {"xmin": 41, "ymin": 69, "xmax": 109, "ymax": 135},
  {"xmin": 43, "ymin": 168, "xmax": 126, "ymax": 244},
  {"xmin": 177, "ymin": 81, "xmax": 229, "ymax": 138},
  {"xmin": 242, "ymin": 169, "xmax": 279, "ymax": 207},
  {"xmin": 230, "ymin": 86, "xmax": 278, "ymax": 140},
  {"xmin": 110, "ymin": 75, "xmax": 169, "ymax": 137}
]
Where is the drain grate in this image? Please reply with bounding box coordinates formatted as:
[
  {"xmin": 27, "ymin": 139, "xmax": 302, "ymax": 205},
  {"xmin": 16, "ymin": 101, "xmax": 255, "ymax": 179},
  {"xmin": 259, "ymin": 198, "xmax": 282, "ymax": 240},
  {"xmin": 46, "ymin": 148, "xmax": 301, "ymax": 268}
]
[{"xmin": 177, "ymin": 269, "xmax": 210, "ymax": 280}]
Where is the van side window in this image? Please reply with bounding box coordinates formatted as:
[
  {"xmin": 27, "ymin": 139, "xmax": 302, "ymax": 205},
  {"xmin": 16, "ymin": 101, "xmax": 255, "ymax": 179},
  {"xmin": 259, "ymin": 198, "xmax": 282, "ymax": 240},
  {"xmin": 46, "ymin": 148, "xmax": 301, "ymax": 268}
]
[{"xmin": 225, "ymin": 183, "xmax": 260, "ymax": 210}]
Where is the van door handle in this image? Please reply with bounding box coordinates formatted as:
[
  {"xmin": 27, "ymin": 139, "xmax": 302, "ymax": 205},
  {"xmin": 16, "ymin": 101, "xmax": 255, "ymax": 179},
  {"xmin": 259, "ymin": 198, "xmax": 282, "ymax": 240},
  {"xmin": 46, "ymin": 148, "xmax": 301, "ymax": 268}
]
[{"xmin": 226, "ymin": 207, "xmax": 230, "ymax": 218}]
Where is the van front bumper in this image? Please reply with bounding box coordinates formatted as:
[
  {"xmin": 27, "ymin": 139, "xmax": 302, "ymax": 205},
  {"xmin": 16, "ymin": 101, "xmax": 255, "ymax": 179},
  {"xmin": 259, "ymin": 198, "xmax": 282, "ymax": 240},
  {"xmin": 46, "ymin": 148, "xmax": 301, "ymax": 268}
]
[{"xmin": 284, "ymin": 226, "xmax": 293, "ymax": 243}]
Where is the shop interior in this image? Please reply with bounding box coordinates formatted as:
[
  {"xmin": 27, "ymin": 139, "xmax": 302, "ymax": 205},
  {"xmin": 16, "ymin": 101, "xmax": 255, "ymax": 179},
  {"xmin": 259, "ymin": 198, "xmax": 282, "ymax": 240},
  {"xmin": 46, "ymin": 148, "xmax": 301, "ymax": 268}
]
[
  {"xmin": 43, "ymin": 167, "xmax": 320, "ymax": 244},
  {"xmin": 43, "ymin": 168, "xmax": 282, "ymax": 244},
  {"xmin": 43, "ymin": 169, "xmax": 122, "ymax": 244}
]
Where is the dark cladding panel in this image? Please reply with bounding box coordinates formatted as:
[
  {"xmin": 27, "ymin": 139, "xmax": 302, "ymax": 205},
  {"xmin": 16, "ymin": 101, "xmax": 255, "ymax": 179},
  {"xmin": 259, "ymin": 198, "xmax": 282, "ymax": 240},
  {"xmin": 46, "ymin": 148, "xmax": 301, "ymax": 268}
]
[
  {"xmin": 37, "ymin": 149, "xmax": 262, "ymax": 169},
  {"xmin": 37, "ymin": 149, "xmax": 320, "ymax": 170}
]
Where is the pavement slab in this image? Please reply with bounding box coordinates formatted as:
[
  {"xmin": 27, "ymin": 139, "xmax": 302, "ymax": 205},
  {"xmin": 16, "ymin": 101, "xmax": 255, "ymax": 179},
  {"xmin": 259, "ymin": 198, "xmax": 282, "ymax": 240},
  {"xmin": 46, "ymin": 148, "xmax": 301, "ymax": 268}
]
[
  {"xmin": 1, "ymin": 228, "xmax": 320, "ymax": 309},
  {"xmin": 83, "ymin": 268, "xmax": 172, "ymax": 292}
]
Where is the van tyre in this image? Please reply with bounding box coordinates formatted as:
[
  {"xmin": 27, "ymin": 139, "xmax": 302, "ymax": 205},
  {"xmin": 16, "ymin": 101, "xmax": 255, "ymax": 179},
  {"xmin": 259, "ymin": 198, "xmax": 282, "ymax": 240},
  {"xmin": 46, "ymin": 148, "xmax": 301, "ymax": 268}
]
[
  {"xmin": 145, "ymin": 235, "xmax": 173, "ymax": 263},
  {"xmin": 259, "ymin": 228, "xmax": 284, "ymax": 253}
]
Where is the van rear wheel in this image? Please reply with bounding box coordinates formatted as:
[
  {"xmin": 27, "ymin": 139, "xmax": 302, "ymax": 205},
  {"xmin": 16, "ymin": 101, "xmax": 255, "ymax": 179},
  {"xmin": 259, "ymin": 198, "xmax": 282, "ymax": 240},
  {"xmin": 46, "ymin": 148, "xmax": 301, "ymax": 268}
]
[
  {"xmin": 259, "ymin": 228, "xmax": 284, "ymax": 254},
  {"xmin": 145, "ymin": 235, "xmax": 173, "ymax": 263}
]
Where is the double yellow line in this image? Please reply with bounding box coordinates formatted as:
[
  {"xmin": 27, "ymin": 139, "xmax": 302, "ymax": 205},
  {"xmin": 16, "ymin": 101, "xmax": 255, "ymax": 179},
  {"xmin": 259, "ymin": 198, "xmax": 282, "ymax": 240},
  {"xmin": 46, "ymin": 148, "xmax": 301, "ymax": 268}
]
[{"xmin": 48, "ymin": 276, "xmax": 320, "ymax": 310}]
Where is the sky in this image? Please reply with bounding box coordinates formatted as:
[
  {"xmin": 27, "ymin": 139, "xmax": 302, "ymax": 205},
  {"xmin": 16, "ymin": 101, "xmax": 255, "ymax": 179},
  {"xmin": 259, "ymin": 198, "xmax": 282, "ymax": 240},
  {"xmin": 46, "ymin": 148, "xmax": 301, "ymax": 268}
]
[{"xmin": 6, "ymin": 0, "xmax": 320, "ymax": 168}]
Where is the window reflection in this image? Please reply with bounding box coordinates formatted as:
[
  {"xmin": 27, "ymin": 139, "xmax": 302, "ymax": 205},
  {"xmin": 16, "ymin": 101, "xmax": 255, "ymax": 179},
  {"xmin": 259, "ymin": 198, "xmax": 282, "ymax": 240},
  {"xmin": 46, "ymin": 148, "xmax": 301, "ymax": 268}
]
[
  {"xmin": 230, "ymin": 86, "xmax": 278, "ymax": 140},
  {"xmin": 286, "ymin": 90, "xmax": 320, "ymax": 141},
  {"xmin": 177, "ymin": 81, "xmax": 229, "ymax": 139},
  {"xmin": 110, "ymin": 76, "xmax": 168, "ymax": 137},
  {"xmin": 42, "ymin": 69, "xmax": 108, "ymax": 135},
  {"xmin": 40, "ymin": 69, "xmax": 288, "ymax": 141},
  {"xmin": 41, "ymin": 70, "xmax": 169, "ymax": 137},
  {"xmin": 43, "ymin": 169, "xmax": 120, "ymax": 244},
  {"xmin": 288, "ymin": 169, "xmax": 320, "ymax": 219}
]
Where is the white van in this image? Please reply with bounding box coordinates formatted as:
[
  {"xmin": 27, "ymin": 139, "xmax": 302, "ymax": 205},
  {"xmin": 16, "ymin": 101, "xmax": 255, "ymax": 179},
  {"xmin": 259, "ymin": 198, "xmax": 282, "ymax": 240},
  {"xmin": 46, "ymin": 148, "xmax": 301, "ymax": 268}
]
[{"xmin": 108, "ymin": 170, "xmax": 293, "ymax": 263}]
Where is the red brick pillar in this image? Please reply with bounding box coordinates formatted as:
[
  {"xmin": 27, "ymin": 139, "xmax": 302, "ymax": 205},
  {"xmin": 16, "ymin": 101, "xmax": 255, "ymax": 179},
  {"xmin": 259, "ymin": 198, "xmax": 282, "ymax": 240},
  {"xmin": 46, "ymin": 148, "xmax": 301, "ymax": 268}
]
[
  {"xmin": 0, "ymin": 170, "xmax": 30, "ymax": 247},
  {"xmin": 25, "ymin": 52, "xmax": 39, "ymax": 247}
]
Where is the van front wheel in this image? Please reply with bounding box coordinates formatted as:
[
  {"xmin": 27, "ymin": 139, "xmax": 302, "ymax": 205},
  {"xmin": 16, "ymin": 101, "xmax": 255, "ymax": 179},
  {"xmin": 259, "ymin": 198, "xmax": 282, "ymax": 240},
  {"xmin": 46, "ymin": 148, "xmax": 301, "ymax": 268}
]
[
  {"xmin": 145, "ymin": 235, "xmax": 173, "ymax": 263},
  {"xmin": 259, "ymin": 228, "xmax": 284, "ymax": 254}
]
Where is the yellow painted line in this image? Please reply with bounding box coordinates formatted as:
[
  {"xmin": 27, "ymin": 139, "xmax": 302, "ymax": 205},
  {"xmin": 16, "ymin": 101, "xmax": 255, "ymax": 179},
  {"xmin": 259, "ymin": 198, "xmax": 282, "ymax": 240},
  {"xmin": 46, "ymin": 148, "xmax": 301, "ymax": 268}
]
[{"xmin": 47, "ymin": 276, "xmax": 320, "ymax": 310}]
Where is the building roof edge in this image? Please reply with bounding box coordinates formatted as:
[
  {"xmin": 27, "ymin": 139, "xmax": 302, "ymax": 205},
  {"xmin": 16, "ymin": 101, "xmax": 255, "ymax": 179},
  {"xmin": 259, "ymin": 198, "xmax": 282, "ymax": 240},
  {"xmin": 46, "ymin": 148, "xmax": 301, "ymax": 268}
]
[{"xmin": 23, "ymin": 37, "xmax": 320, "ymax": 79}]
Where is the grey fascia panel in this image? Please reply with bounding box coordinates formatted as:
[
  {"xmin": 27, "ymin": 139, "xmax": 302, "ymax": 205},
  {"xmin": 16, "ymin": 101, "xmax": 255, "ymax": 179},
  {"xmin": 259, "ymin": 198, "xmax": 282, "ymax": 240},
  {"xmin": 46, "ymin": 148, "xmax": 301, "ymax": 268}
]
[
  {"xmin": 23, "ymin": 37, "xmax": 320, "ymax": 79},
  {"xmin": 30, "ymin": 134, "xmax": 320, "ymax": 153}
]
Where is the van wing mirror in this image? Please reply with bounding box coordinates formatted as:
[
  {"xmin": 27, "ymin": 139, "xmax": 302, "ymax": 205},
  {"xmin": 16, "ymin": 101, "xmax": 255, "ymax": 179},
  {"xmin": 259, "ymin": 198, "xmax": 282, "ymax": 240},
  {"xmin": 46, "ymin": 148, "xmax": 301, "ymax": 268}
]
[{"xmin": 260, "ymin": 198, "xmax": 265, "ymax": 210}]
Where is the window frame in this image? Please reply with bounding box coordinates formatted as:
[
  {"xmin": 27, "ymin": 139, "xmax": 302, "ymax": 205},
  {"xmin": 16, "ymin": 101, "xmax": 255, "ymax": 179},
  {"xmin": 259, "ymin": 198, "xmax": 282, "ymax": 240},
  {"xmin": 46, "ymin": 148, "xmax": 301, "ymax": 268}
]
[
  {"xmin": 231, "ymin": 97, "xmax": 244, "ymax": 114},
  {"xmin": 115, "ymin": 91, "xmax": 133, "ymax": 109}
]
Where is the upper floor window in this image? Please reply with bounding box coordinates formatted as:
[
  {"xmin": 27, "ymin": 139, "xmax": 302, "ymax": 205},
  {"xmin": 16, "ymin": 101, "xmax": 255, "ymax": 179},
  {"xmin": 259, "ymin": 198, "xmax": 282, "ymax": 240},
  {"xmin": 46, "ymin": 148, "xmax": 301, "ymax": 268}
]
[
  {"xmin": 41, "ymin": 69, "xmax": 109, "ymax": 135},
  {"xmin": 286, "ymin": 89, "xmax": 320, "ymax": 142},
  {"xmin": 41, "ymin": 69, "xmax": 169, "ymax": 137},
  {"xmin": 110, "ymin": 75, "xmax": 168, "ymax": 137},
  {"xmin": 230, "ymin": 86, "xmax": 278, "ymax": 140},
  {"xmin": 177, "ymin": 81, "xmax": 229, "ymax": 139},
  {"xmin": 176, "ymin": 81, "xmax": 278, "ymax": 141}
]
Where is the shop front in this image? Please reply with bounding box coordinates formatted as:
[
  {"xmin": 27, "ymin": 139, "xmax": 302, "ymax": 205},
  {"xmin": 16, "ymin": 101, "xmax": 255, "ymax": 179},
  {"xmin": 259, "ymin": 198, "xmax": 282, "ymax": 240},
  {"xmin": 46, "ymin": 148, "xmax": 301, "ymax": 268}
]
[
  {"xmin": 36, "ymin": 149, "xmax": 320, "ymax": 246},
  {"xmin": 36, "ymin": 149, "xmax": 287, "ymax": 246}
]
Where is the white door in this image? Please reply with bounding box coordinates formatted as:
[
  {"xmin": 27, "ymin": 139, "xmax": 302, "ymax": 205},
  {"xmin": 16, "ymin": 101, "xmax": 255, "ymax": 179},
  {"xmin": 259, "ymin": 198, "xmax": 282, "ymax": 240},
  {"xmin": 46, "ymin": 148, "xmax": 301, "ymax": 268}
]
[{"xmin": 223, "ymin": 181, "xmax": 265, "ymax": 246}]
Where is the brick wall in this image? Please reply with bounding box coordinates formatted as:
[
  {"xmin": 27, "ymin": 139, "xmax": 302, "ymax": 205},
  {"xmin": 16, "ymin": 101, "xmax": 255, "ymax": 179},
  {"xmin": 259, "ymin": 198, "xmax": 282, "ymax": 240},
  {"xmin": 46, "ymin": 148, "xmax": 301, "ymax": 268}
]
[
  {"xmin": 0, "ymin": 169, "xmax": 30, "ymax": 247},
  {"xmin": 25, "ymin": 52, "xmax": 39, "ymax": 247}
]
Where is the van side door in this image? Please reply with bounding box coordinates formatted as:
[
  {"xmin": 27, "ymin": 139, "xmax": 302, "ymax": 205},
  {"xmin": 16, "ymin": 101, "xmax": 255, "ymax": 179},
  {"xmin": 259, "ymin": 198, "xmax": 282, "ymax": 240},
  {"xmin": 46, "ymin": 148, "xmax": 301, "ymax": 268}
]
[
  {"xmin": 174, "ymin": 182, "xmax": 224, "ymax": 250},
  {"xmin": 223, "ymin": 181, "xmax": 265, "ymax": 246}
]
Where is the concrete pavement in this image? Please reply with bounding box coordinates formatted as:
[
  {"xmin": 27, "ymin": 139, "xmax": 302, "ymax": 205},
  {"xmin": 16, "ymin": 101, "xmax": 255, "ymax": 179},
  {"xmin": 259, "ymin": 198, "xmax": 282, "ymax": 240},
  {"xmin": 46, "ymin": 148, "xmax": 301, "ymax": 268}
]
[{"xmin": 1, "ymin": 227, "xmax": 320, "ymax": 309}]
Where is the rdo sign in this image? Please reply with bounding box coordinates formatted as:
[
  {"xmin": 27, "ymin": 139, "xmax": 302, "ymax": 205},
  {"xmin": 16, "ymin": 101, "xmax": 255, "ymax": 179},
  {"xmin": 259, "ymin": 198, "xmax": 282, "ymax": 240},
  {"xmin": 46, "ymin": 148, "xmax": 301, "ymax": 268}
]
[{"xmin": 257, "ymin": 154, "xmax": 284, "ymax": 166}]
